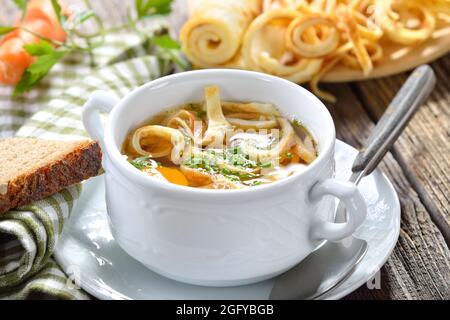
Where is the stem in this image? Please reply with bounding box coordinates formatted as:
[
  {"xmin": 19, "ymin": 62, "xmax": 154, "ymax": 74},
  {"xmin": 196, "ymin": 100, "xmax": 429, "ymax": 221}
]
[
  {"xmin": 103, "ymin": 21, "xmax": 137, "ymax": 33},
  {"xmin": 86, "ymin": 38, "xmax": 95, "ymax": 67},
  {"xmin": 168, "ymin": 50, "xmax": 188, "ymax": 70},
  {"xmin": 78, "ymin": 0, "xmax": 97, "ymax": 63},
  {"xmin": 19, "ymin": 1, "xmax": 178, "ymax": 58},
  {"xmin": 20, "ymin": 27, "xmax": 69, "ymax": 48},
  {"xmin": 127, "ymin": 7, "xmax": 147, "ymax": 40}
]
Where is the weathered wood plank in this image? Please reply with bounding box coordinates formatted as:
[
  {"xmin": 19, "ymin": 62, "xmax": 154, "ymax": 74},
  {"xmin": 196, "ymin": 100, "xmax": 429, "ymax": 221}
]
[
  {"xmin": 3, "ymin": 0, "xmax": 449, "ymax": 300},
  {"xmin": 86, "ymin": 0, "xmax": 130, "ymax": 27},
  {"xmin": 322, "ymin": 83, "xmax": 450, "ymax": 299},
  {"xmin": 351, "ymin": 56, "xmax": 450, "ymax": 245}
]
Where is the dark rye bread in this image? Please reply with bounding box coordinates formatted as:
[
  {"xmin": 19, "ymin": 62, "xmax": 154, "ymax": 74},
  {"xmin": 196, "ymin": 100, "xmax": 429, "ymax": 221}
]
[{"xmin": 0, "ymin": 138, "xmax": 102, "ymax": 214}]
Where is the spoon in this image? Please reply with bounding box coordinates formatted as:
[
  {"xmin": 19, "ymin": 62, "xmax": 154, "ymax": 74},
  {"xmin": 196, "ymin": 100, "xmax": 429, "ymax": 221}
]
[{"xmin": 269, "ymin": 64, "xmax": 436, "ymax": 300}]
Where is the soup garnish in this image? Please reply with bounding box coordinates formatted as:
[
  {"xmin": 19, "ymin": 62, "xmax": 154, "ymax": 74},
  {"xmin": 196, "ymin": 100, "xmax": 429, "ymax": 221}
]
[{"xmin": 122, "ymin": 86, "xmax": 318, "ymax": 189}]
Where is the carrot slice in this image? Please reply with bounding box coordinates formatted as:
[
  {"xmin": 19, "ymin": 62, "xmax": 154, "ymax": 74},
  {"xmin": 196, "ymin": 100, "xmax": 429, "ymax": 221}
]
[{"xmin": 156, "ymin": 167, "xmax": 189, "ymax": 186}]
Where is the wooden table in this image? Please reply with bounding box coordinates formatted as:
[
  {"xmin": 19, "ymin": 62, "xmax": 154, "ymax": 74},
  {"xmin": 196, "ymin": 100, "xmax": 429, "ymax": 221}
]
[{"xmin": 2, "ymin": 0, "xmax": 449, "ymax": 300}]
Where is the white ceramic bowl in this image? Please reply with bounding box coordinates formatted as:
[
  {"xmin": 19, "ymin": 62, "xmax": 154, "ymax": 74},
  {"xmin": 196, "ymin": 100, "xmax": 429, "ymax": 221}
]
[{"xmin": 82, "ymin": 69, "xmax": 367, "ymax": 287}]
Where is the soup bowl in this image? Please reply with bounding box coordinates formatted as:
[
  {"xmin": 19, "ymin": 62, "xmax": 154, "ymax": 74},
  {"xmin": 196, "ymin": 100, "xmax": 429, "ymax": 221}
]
[{"xmin": 82, "ymin": 69, "xmax": 367, "ymax": 287}]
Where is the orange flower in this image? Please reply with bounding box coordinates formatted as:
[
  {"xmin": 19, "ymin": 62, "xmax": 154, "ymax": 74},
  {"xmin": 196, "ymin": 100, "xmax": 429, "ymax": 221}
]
[
  {"xmin": 0, "ymin": 0, "xmax": 69, "ymax": 85},
  {"xmin": 23, "ymin": 0, "xmax": 68, "ymax": 42},
  {"xmin": 0, "ymin": 37, "xmax": 33, "ymax": 85}
]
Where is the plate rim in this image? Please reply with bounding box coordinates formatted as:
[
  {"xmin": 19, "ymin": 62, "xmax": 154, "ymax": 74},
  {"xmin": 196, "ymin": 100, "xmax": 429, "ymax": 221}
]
[
  {"xmin": 54, "ymin": 140, "xmax": 401, "ymax": 300},
  {"xmin": 322, "ymin": 166, "xmax": 401, "ymax": 300}
]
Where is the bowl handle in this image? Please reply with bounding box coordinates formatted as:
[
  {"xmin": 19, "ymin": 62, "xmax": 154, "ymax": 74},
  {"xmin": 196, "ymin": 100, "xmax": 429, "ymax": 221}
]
[
  {"xmin": 309, "ymin": 179, "xmax": 367, "ymax": 241},
  {"xmin": 82, "ymin": 90, "xmax": 118, "ymax": 148}
]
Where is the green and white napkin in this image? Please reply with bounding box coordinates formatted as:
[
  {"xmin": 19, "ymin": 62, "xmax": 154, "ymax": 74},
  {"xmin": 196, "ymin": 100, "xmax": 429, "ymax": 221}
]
[{"xmin": 0, "ymin": 23, "xmax": 175, "ymax": 299}]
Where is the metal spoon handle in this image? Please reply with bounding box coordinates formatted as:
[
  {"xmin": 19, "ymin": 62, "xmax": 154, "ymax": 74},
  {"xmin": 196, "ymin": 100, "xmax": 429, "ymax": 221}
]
[
  {"xmin": 336, "ymin": 65, "xmax": 436, "ymax": 223},
  {"xmin": 351, "ymin": 65, "xmax": 436, "ymax": 180}
]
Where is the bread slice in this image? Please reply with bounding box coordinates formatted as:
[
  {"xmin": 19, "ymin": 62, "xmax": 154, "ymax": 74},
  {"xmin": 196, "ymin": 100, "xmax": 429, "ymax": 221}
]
[{"xmin": 0, "ymin": 138, "xmax": 102, "ymax": 214}]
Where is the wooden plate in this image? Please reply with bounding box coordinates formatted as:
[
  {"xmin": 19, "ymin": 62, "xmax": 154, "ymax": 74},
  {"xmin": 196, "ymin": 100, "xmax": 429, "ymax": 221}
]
[
  {"xmin": 170, "ymin": 1, "xmax": 450, "ymax": 83},
  {"xmin": 322, "ymin": 26, "xmax": 450, "ymax": 82}
]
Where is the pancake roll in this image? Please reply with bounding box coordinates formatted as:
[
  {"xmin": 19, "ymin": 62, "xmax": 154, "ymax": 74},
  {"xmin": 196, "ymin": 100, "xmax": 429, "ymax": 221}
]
[{"xmin": 180, "ymin": 0, "xmax": 261, "ymax": 68}]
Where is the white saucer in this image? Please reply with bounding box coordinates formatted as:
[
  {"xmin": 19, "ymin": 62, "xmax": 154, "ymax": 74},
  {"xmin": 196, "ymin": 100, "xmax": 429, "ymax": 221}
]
[{"xmin": 54, "ymin": 140, "xmax": 400, "ymax": 300}]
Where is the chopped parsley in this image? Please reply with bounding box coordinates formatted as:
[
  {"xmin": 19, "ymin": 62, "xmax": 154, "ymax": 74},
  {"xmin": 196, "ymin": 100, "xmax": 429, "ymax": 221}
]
[
  {"xmin": 185, "ymin": 103, "xmax": 206, "ymax": 119},
  {"xmin": 196, "ymin": 110, "xmax": 207, "ymax": 118},
  {"xmin": 183, "ymin": 147, "xmax": 269, "ymax": 183},
  {"xmin": 130, "ymin": 156, "xmax": 157, "ymax": 170},
  {"xmin": 260, "ymin": 162, "xmax": 272, "ymax": 168},
  {"xmin": 292, "ymin": 118, "xmax": 303, "ymax": 128}
]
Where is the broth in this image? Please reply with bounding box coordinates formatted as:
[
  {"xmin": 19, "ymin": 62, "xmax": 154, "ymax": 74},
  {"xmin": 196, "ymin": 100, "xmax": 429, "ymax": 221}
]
[{"xmin": 122, "ymin": 86, "xmax": 318, "ymax": 189}]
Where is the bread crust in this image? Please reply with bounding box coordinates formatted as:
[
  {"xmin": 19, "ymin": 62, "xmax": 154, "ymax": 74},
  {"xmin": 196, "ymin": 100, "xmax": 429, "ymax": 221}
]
[{"xmin": 0, "ymin": 141, "xmax": 102, "ymax": 214}]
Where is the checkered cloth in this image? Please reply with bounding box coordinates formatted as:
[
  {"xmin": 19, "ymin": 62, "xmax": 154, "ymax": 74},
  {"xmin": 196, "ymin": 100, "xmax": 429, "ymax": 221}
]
[{"xmin": 0, "ymin": 22, "xmax": 175, "ymax": 299}]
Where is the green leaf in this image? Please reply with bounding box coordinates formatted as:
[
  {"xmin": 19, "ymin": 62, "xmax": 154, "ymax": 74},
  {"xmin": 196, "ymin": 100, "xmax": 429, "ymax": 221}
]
[
  {"xmin": 12, "ymin": 0, "xmax": 27, "ymax": 20},
  {"xmin": 51, "ymin": 0, "xmax": 62, "ymax": 21},
  {"xmin": 136, "ymin": 0, "xmax": 173, "ymax": 19},
  {"xmin": 12, "ymin": 0, "xmax": 27, "ymax": 10},
  {"xmin": 152, "ymin": 35, "xmax": 180, "ymax": 49},
  {"xmin": 23, "ymin": 40, "xmax": 54, "ymax": 56},
  {"xmin": 151, "ymin": 35, "xmax": 189, "ymax": 70},
  {"xmin": 0, "ymin": 26, "xmax": 16, "ymax": 36},
  {"xmin": 51, "ymin": 0, "xmax": 67, "ymax": 27},
  {"xmin": 14, "ymin": 49, "xmax": 68, "ymax": 96},
  {"xmin": 135, "ymin": 0, "xmax": 145, "ymax": 18}
]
